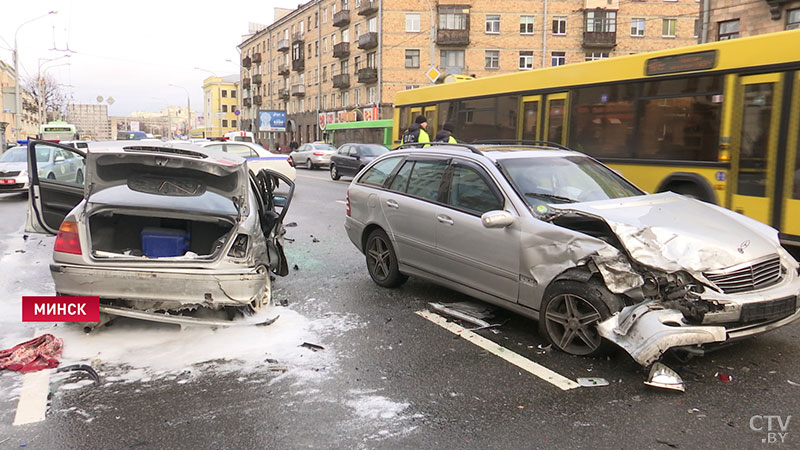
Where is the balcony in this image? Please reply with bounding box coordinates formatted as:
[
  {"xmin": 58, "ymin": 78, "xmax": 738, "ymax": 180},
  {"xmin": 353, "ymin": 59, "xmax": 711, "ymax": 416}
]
[
  {"xmin": 252, "ymin": 52, "xmax": 262, "ymax": 63},
  {"xmin": 357, "ymin": 32, "xmax": 378, "ymax": 50},
  {"xmin": 436, "ymin": 29, "xmax": 469, "ymax": 46},
  {"xmin": 358, "ymin": 0, "xmax": 379, "ymax": 16},
  {"xmin": 277, "ymin": 39, "xmax": 290, "ymax": 52},
  {"xmin": 357, "ymin": 67, "xmax": 378, "ymax": 84},
  {"xmin": 243, "ymin": 98, "xmax": 252, "ymax": 107},
  {"xmin": 291, "ymin": 84, "xmax": 306, "ymax": 97},
  {"xmin": 253, "ymin": 95, "xmax": 263, "ymax": 106},
  {"xmin": 279, "ymin": 88, "xmax": 290, "ymax": 100},
  {"xmin": 292, "ymin": 32, "xmax": 304, "ymax": 43},
  {"xmin": 242, "ymin": 78, "xmax": 251, "ymax": 88},
  {"xmin": 333, "ymin": 10, "xmax": 350, "ymax": 27},
  {"xmin": 252, "ymin": 74, "xmax": 263, "ymax": 84},
  {"xmin": 242, "ymin": 56, "xmax": 251, "ymax": 68},
  {"xmin": 332, "ymin": 73, "xmax": 350, "ymax": 89},
  {"xmin": 292, "ymin": 58, "xmax": 305, "ymax": 72},
  {"xmin": 278, "ymin": 64, "xmax": 290, "ymax": 76},
  {"xmin": 333, "ymin": 42, "xmax": 350, "ymax": 58},
  {"xmin": 582, "ymin": 31, "xmax": 617, "ymax": 48}
]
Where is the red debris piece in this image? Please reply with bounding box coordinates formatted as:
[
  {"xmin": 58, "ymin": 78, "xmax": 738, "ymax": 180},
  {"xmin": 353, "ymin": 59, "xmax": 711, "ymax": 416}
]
[
  {"xmin": 0, "ymin": 334, "xmax": 63, "ymax": 373},
  {"xmin": 716, "ymin": 372, "xmax": 733, "ymax": 383}
]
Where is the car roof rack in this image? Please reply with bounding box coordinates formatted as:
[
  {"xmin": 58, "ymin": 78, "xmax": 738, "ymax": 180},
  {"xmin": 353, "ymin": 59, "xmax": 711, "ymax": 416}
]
[
  {"xmin": 469, "ymin": 139, "xmax": 572, "ymax": 151},
  {"xmin": 392, "ymin": 142, "xmax": 483, "ymax": 155}
]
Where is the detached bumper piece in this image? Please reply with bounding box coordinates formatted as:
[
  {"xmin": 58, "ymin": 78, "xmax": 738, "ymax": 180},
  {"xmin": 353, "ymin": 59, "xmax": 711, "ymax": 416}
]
[{"xmin": 99, "ymin": 305, "xmax": 279, "ymax": 328}]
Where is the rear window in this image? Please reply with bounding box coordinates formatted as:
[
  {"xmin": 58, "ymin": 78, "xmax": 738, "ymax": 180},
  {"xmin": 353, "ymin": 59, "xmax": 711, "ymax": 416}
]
[{"xmin": 357, "ymin": 156, "xmax": 403, "ymax": 187}]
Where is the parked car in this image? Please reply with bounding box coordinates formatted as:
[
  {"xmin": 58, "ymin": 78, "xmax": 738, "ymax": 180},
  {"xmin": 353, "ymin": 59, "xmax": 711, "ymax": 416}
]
[
  {"xmin": 0, "ymin": 146, "xmax": 30, "ymax": 193},
  {"xmin": 25, "ymin": 140, "xmax": 294, "ymax": 327},
  {"xmin": 290, "ymin": 142, "xmax": 337, "ymax": 170},
  {"xmin": 199, "ymin": 141, "xmax": 296, "ymax": 182},
  {"xmin": 330, "ymin": 143, "xmax": 388, "ymax": 180},
  {"xmin": 344, "ymin": 143, "xmax": 800, "ymax": 366}
]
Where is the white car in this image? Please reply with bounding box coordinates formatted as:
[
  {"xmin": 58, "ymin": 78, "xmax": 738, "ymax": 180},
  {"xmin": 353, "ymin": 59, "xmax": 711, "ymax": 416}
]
[
  {"xmin": 290, "ymin": 142, "xmax": 337, "ymax": 170},
  {"xmin": 0, "ymin": 146, "xmax": 30, "ymax": 193},
  {"xmin": 199, "ymin": 141, "xmax": 296, "ymax": 182}
]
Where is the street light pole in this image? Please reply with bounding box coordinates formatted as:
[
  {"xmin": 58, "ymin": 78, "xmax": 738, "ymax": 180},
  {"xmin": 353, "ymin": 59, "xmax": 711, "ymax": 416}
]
[
  {"xmin": 13, "ymin": 11, "xmax": 57, "ymax": 141},
  {"xmin": 168, "ymin": 84, "xmax": 191, "ymax": 138},
  {"xmin": 37, "ymin": 56, "xmax": 71, "ymax": 125}
]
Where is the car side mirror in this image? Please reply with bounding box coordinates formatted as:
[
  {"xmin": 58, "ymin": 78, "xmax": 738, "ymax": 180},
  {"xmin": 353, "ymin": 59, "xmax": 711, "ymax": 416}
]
[
  {"xmin": 354, "ymin": 154, "xmax": 361, "ymax": 160},
  {"xmin": 481, "ymin": 210, "xmax": 514, "ymax": 228}
]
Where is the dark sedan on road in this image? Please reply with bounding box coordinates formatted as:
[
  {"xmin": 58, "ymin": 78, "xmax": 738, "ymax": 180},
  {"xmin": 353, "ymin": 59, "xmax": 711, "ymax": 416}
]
[{"xmin": 329, "ymin": 144, "xmax": 388, "ymax": 180}]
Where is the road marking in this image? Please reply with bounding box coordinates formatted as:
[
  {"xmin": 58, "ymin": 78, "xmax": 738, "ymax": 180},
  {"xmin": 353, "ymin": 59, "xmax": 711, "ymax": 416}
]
[
  {"xmin": 335, "ymin": 200, "xmax": 347, "ymax": 205},
  {"xmin": 414, "ymin": 310, "xmax": 580, "ymax": 391}
]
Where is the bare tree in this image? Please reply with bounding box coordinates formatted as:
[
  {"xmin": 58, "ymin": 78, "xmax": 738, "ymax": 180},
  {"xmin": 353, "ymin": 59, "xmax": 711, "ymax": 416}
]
[{"xmin": 24, "ymin": 73, "xmax": 68, "ymax": 124}]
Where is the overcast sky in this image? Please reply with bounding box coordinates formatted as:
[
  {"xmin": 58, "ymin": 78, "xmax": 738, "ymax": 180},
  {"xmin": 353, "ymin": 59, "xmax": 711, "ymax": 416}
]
[{"xmin": 2, "ymin": 0, "xmax": 300, "ymax": 116}]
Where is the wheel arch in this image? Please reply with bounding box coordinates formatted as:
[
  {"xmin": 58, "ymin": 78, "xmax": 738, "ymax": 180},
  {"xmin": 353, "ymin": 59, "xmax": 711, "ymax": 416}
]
[
  {"xmin": 655, "ymin": 172, "xmax": 717, "ymax": 204},
  {"xmin": 361, "ymin": 223, "xmax": 387, "ymax": 252}
]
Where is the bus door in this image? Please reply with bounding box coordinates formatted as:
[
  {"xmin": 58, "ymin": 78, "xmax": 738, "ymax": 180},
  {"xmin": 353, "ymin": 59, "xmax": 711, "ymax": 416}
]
[
  {"xmin": 519, "ymin": 95, "xmax": 542, "ymax": 141},
  {"xmin": 423, "ymin": 105, "xmax": 438, "ymax": 136},
  {"xmin": 730, "ymin": 74, "xmax": 784, "ymax": 226},
  {"xmin": 543, "ymin": 93, "xmax": 568, "ymax": 145},
  {"xmin": 780, "ymin": 72, "xmax": 800, "ymax": 245}
]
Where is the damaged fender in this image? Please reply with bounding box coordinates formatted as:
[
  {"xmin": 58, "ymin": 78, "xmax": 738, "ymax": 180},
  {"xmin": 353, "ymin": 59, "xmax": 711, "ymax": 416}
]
[{"xmin": 597, "ymin": 304, "xmax": 727, "ymax": 366}]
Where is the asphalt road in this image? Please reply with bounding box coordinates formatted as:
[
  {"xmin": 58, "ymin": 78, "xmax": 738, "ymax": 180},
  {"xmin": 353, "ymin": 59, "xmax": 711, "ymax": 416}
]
[{"xmin": 1, "ymin": 172, "xmax": 799, "ymax": 449}]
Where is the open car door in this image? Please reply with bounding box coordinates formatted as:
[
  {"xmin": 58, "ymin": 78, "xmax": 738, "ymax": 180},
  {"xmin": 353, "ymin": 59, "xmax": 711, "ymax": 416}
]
[
  {"xmin": 26, "ymin": 140, "xmax": 87, "ymax": 234},
  {"xmin": 251, "ymin": 168, "xmax": 295, "ymax": 276}
]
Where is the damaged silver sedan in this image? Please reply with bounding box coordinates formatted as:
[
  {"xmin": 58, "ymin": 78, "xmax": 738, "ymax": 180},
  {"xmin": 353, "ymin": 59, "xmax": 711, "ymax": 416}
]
[
  {"xmin": 345, "ymin": 143, "xmax": 800, "ymax": 366},
  {"xmin": 26, "ymin": 140, "xmax": 293, "ymax": 328}
]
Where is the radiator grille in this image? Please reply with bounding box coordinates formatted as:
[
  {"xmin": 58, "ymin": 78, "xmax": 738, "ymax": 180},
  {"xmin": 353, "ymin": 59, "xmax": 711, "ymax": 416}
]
[{"xmin": 704, "ymin": 255, "xmax": 782, "ymax": 294}]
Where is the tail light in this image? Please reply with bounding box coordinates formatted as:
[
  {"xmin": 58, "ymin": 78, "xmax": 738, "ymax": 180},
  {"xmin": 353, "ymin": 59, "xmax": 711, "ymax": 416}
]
[
  {"xmin": 346, "ymin": 190, "xmax": 351, "ymax": 217},
  {"xmin": 313, "ymin": 152, "xmax": 325, "ymax": 156},
  {"xmin": 54, "ymin": 221, "xmax": 82, "ymax": 255},
  {"xmin": 227, "ymin": 234, "xmax": 249, "ymax": 258},
  {"xmin": 287, "ymin": 156, "xmax": 294, "ymax": 167}
]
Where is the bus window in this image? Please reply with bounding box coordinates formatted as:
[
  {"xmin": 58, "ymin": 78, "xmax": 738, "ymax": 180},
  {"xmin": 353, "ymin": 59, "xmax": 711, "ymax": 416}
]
[
  {"xmin": 521, "ymin": 96, "xmax": 541, "ymax": 141},
  {"xmin": 570, "ymin": 85, "xmax": 635, "ymax": 157},
  {"xmin": 545, "ymin": 95, "xmax": 567, "ymax": 145},
  {"xmin": 737, "ymin": 83, "xmax": 774, "ymax": 197}
]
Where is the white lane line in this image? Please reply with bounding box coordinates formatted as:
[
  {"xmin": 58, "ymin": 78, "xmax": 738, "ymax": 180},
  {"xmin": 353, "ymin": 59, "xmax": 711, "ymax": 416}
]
[
  {"xmin": 13, "ymin": 328, "xmax": 53, "ymax": 426},
  {"xmin": 415, "ymin": 310, "xmax": 580, "ymax": 391},
  {"xmin": 335, "ymin": 200, "xmax": 347, "ymax": 205}
]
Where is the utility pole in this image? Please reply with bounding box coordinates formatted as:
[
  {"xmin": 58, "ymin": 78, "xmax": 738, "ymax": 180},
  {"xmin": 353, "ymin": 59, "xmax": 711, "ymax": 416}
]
[{"xmin": 13, "ymin": 11, "xmax": 58, "ymax": 140}]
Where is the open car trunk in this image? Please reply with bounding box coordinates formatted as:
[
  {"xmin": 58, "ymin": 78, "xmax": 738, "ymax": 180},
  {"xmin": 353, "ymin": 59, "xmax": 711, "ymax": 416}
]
[{"xmin": 89, "ymin": 210, "xmax": 235, "ymax": 259}]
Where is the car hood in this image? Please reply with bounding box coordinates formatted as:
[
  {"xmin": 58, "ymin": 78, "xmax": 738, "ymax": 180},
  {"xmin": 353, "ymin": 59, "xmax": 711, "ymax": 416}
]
[
  {"xmin": 85, "ymin": 143, "xmax": 248, "ymax": 213},
  {"xmin": 0, "ymin": 162, "xmax": 27, "ymax": 173},
  {"xmin": 548, "ymin": 192, "xmax": 780, "ymax": 273}
]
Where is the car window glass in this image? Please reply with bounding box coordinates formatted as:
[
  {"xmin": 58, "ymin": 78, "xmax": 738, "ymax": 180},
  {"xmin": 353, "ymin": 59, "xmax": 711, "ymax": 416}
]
[
  {"xmin": 35, "ymin": 147, "xmax": 53, "ymax": 163},
  {"xmin": 35, "ymin": 144, "xmax": 85, "ymax": 187},
  {"xmin": 348, "ymin": 147, "xmax": 359, "ymax": 157},
  {"xmin": 358, "ymin": 157, "xmax": 403, "ymax": 187},
  {"xmin": 447, "ymin": 165, "xmax": 503, "ymax": 215},
  {"xmin": 338, "ymin": 146, "xmax": 349, "ymax": 155},
  {"xmin": 388, "ymin": 160, "xmax": 414, "ymax": 192},
  {"xmin": 406, "ymin": 160, "xmax": 447, "ymax": 201},
  {"xmin": 205, "ymin": 144, "xmax": 224, "ymax": 151},
  {"xmin": 227, "ymin": 144, "xmax": 257, "ymax": 158},
  {"xmin": 361, "ymin": 145, "xmax": 388, "ymax": 157}
]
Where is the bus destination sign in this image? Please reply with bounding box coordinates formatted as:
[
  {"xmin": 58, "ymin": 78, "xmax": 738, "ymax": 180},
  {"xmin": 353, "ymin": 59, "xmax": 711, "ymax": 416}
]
[{"xmin": 645, "ymin": 50, "xmax": 717, "ymax": 76}]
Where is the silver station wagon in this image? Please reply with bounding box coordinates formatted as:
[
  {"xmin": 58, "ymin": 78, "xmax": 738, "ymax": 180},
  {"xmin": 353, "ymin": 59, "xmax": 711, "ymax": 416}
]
[{"xmin": 344, "ymin": 143, "xmax": 800, "ymax": 366}]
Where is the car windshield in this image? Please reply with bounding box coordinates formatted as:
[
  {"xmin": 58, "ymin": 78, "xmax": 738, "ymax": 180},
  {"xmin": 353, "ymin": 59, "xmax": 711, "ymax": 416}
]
[
  {"xmin": 360, "ymin": 145, "xmax": 388, "ymax": 157},
  {"xmin": 499, "ymin": 155, "xmax": 642, "ymax": 206},
  {"xmin": 0, "ymin": 148, "xmax": 27, "ymax": 163}
]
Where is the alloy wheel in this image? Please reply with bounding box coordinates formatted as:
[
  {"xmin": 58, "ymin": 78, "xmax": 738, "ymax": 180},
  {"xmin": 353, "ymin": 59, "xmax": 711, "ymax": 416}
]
[{"xmin": 544, "ymin": 293, "xmax": 603, "ymax": 355}]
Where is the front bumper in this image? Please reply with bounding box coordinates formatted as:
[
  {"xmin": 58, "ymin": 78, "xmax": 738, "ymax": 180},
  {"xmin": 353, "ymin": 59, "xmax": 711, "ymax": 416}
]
[
  {"xmin": 50, "ymin": 263, "xmax": 268, "ymax": 308},
  {"xmin": 0, "ymin": 177, "xmax": 28, "ymax": 192}
]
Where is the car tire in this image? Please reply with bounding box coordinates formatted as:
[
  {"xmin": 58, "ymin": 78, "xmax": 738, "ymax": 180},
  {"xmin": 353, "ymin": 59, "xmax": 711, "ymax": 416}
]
[
  {"xmin": 539, "ymin": 278, "xmax": 620, "ymax": 357},
  {"xmin": 330, "ymin": 164, "xmax": 341, "ymax": 180},
  {"xmin": 365, "ymin": 229, "xmax": 407, "ymax": 288},
  {"xmin": 75, "ymin": 169, "xmax": 84, "ymax": 184},
  {"xmin": 305, "ymin": 159, "xmax": 313, "ymax": 170}
]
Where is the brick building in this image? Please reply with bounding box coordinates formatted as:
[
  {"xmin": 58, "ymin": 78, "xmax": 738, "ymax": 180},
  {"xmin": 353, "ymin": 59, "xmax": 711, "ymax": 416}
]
[
  {"xmin": 239, "ymin": 0, "xmax": 700, "ymax": 149},
  {"xmin": 702, "ymin": 0, "xmax": 800, "ymax": 42}
]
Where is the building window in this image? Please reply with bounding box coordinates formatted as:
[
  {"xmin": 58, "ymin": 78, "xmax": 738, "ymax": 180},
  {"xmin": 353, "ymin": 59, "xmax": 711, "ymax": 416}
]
[
  {"xmin": 315, "ymin": 40, "xmax": 319, "ymax": 56},
  {"xmin": 323, "ymin": 8, "xmax": 327, "ymax": 24},
  {"xmin": 231, "ymin": 90, "xmax": 237, "ymax": 98},
  {"xmin": 520, "ymin": 15, "xmax": 535, "ymax": 34},
  {"xmin": 323, "ymin": 66, "xmax": 327, "ymax": 82},
  {"xmin": 586, "ymin": 10, "xmax": 616, "ymax": 32},
  {"xmin": 485, "ymin": 15, "xmax": 500, "ymax": 34},
  {"xmin": 231, "ymin": 120, "xmax": 237, "ymax": 128},
  {"xmin": 405, "ymin": 85, "xmax": 419, "ymax": 90},
  {"xmin": 354, "ymin": 88, "xmax": 361, "ymax": 105},
  {"xmin": 355, "ymin": 24, "xmax": 361, "ymax": 40},
  {"xmin": 440, "ymin": 49, "xmax": 465, "ymax": 73},
  {"xmin": 440, "ymin": 8, "xmax": 468, "ymax": 30},
  {"xmin": 519, "ymin": 51, "xmax": 533, "ymax": 69},
  {"xmin": 368, "ymin": 17, "xmax": 377, "ymax": 33},
  {"xmin": 788, "ymin": 9, "xmax": 800, "ymax": 30},
  {"xmin": 406, "ymin": 14, "xmax": 420, "ymax": 32},
  {"xmin": 221, "ymin": 90, "xmax": 228, "ymax": 98},
  {"xmin": 551, "ymin": 51, "xmax": 566, "ymax": 66},
  {"xmin": 222, "ymin": 105, "xmax": 228, "ymax": 112},
  {"xmin": 718, "ymin": 19, "xmax": 740, "ymax": 40},
  {"xmin": 631, "ymin": 18, "xmax": 645, "ymax": 36},
  {"xmin": 354, "ymin": 55, "xmax": 361, "ymax": 71},
  {"xmin": 343, "ymin": 91, "xmax": 349, "ymax": 107},
  {"xmin": 694, "ymin": 19, "xmax": 700, "ymax": 38},
  {"xmin": 222, "ymin": 119, "xmax": 228, "ymax": 127},
  {"xmin": 552, "ymin": 16, "xmax": 567, "ymax": 35},
  {"xmin": 662, "ymin": 18, "xmax": 677, "ymax": 37},
  {"xmin": 405, "ymin": 49, "xmax": 420, "ymax": 68},
  {"xmin": 485, "ymin": 50, "xmax": 500, "ymax": 69},
  {"xmin": 308, "ymin": 43, "xmax": 312, "ymax": 59},
  {"xmin": 585, "ymin": 52, "xmax": 609, "ymax": 61},
  {"xmin": 368, "ymin": 86, "xmax": 376, "ymax": 104},
  {"xmin": 342, "ymin": 28, "xmax": 349, "ymax": 42},
  {"xmin": 323, "ymin": 37, "xmax": 328, "ymax": 53},
  {"xmin": 367, "ymin": 52, "xmax": 376, "ymax": 68}
]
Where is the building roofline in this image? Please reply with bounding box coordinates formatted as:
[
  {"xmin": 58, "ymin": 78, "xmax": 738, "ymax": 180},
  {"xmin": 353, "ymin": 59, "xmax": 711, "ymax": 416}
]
[{"xmin": 238, "ymin": 0, "xmax": 318, "ymax": 49}]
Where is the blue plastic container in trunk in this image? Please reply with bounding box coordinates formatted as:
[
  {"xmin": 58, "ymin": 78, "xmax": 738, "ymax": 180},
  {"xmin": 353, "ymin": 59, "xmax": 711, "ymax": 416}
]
[{"xmin": 141, "ymin": 227, "xmax": 191, "ymax": 257}]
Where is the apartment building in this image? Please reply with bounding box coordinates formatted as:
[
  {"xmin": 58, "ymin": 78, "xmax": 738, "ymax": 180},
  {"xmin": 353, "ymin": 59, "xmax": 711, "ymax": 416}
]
[
  {"xmin": 1, "ymin": 59, "xmax": 40, "ymax": 144},
  {"xmin": 201, "ymin": 74, "xmax": 241, "ymax": 138},
  {"xmin": 239, "ymin": 0, "xmax": 700, "ymax": 148},
  {"xmin": 66, "ymin": 104, "xmax": 112, "ymax": 141},
  {"xmin": 702, "ymin": 0, "xmax": 800, "ymax": 42}
]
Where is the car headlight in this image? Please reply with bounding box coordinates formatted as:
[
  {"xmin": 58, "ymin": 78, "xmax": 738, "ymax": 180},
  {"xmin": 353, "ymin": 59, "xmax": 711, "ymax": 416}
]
[{"xmin": 18, "ymin": 170, "xmax": 27, "ymax": 178}]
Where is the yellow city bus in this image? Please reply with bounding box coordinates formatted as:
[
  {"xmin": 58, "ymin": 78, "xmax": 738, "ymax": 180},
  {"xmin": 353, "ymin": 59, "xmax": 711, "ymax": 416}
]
[{"xmin": 393, "ymin": 30, "xmax": 800, "ymax": 248}]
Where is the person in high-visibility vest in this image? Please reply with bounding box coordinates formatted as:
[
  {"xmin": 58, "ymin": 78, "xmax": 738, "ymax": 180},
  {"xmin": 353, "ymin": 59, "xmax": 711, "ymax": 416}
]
[
  {"xmin": 402, "ymin": 115, "xmax": 431, "ymax": 147},
  {"xmin": 434, "ymin": 122, "xmax": 457, "ymax": 144}
]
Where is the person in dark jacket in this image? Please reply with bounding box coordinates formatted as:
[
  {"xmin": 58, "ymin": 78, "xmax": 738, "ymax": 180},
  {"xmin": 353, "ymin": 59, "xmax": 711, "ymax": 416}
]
[
  {"xmin": 289, "ymin": 139, "xmax": 299, "ymax": 151},
  {"xmin": 402, "ymin": 115, "xmax": 431, "ymax": 146},
  {"xmin": 434, "ymin": 122, "xmax": 457, "ymax": 143}
]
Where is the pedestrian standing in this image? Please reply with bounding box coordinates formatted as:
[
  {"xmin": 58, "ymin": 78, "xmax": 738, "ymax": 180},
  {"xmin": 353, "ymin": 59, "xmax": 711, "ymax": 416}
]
[
  {"xmin": 434, "ymin": 122, "xmax": 458, "ymax": 143},
  {"xmin": 402, "ymin": 115, "xmax": 431, "ymax": 147},
  {"xmin": 289, "ymin": 139, "xmax": 299, "ymax": 151}
]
